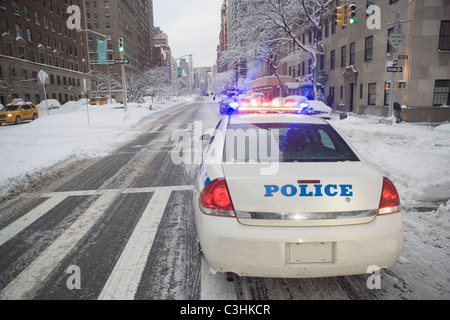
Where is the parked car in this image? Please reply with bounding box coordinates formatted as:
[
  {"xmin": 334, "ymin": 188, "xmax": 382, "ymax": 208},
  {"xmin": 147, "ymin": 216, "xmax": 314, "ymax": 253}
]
[
  {"xmin": 89, "ymin": 97, "xmax": 108, "ymax": 105},
  {"xmin": 0, "ymin": 102, "xmax": 39, "ymax": 125},
  {"xmin": 283, "ymin": 95, "xmax": 310, "ymax": 108},
  {"xmin": 307, "ymin": 100, "xmax": 332, "ymax": 120},
  {"xmin": 219, "ymin": 96, "xmax": 239, "ymax": 114}
]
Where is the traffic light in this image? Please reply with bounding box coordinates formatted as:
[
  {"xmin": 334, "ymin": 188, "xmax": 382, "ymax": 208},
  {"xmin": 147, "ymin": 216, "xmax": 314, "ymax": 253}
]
[
  {"xmin": 348, "ymin": 4, "xmax": 357, "ymax": 25},
  {"xmin": 385, "ymin": 81, "xmax": 391, "ymax": 92},
  {"xmin": 396, "ymin": 80, "xmax": 406, "ymax": 91},
  {"xmin": 335, "ymin": 5, "xmax": 345, "ymax": 26},
  {"xmin": 118, "ymin": 37, "xmax": 124, "ymax": 53}
]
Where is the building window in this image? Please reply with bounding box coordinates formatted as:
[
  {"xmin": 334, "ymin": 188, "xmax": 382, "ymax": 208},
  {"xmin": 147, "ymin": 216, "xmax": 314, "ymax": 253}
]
[
  {"xmin": 350, "ymin": 42, "xmax": 355, "ymax": 65},
  {"xmin": 27, "ymin": 28, "xmax": 33, "ymax": 42},
  {"xmin": 365, "ymin": 36, "xmax": 373, "ymax": 61},
  {"xmin": 34, "ymin": 11, "xmax": 40, "ymax": 25},
  {"xmin": 330, "ymin": 50, "xmax": 335, "ymax": 70},
  {"xmin": 24, "ymin": 6, "xmax": 30, "ymax": 19},
  {"xmin": 12, "ymin": 0, "xmax": 19, "ymax": 15},
  {"xmin": 438, "ymin": 21, "xmax": 450, "ymax": 51},
  {"xmin": 433, "ymin": 80, "xmax": 450, "ymax": 106},
  {"xmin": 29, "ymin": 49, "xmax": 35, "ymax": 62},
  {"xmin": 368, "ymin": 83, "xmax": 376, "ymax": 105},
  {"xmin": 341, "ymin": 45, "xmax": 346, "ymax": 67},
  {"xmin": 360, "ymin": 83, "xmax": 363, "ymax": 99},
  {"xmin": 387, "ymin": 27, "xmax": 394, "ymax": 53},
  {"xmin": 15, "ymin": 23, "xmax": 22, "ymax": 38}
]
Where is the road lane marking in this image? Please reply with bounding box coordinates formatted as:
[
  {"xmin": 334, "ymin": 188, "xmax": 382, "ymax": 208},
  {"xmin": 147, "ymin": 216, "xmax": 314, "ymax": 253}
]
[
  {"xmin": 0, "ymin": 190, "xmax": 118, "ymax": 300},
  {"xmin": 98, "ymin": 188, "xmax": 172, "ymax": 300},
  {"xmin": 0, "ymin": 193, "xmax": 68, "ymax": 247},
  {"xmin": 0, "ymin": 185, "xmax": 199, "ymax": 300}
]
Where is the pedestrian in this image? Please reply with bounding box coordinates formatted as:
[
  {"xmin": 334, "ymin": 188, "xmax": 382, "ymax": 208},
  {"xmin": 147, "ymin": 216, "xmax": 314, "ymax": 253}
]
[{"xmin": 393, "ymin": 102, "xmax": 403, "ymax": 123}]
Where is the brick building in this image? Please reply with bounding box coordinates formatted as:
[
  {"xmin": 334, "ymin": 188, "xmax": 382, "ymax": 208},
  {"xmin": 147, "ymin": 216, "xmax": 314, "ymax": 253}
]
[{"xmin": 0, "ymin": 0, "xmax": 90, "ymax": 106}]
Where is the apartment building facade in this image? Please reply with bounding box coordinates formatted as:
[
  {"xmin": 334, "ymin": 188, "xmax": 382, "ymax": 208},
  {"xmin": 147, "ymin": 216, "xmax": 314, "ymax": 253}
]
[
  {"xmin": 0, "ymin": 0, "xmax": 90, "ymax": 106},
  {"xmin": 83, "ymin": 0, "xmax": 154, "ymax": 101},
  {"xmin": 220, "ymin": 0, "xmax": 450, "ymax": 122},
  {"xmin": 319, "ymin": 0, "xmax": 450, "ymax": 122}
]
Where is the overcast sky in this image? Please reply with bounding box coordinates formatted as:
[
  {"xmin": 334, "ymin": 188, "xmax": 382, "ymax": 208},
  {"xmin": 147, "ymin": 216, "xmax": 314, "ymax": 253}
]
[{"xmin": 153, "ymin": 0, "xmax": 223, "ymax": 68}]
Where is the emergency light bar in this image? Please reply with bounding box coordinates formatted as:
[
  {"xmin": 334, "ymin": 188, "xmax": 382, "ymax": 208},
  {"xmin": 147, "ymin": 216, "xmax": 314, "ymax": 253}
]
[{"xmin": 234, "ymin": 98, "xmax": 310, "ymax": 114}]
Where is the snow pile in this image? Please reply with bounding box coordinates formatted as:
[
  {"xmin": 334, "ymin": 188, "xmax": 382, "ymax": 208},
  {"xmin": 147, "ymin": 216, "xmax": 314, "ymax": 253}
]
[
  {"xmin": 0, "ymin": 96, "xmax": 195, "ymax": 197},
  {"xmin": 332, "ymin": 116, "xmax": 450, "ymax": 209}
]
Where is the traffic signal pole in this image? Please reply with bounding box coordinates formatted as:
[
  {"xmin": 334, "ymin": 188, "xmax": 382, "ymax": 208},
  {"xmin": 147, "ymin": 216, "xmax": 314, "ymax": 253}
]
[
  {"xmin": 118, "ymin": 38, "xmax": 128, "ymax": 113},
  {"xmin": 387, "ymin": 10, "xmax": 400, "ymax": 120}
]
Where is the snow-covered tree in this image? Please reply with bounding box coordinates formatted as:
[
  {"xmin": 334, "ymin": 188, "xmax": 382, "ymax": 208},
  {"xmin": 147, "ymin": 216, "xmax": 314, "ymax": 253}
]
[
  {"xmin": 226, "ymin": 0, "xmax": 333, "ymax": 99},
  {"xmin": 90, "ymin": 70, "xmax": 121, "ymax": 98}
]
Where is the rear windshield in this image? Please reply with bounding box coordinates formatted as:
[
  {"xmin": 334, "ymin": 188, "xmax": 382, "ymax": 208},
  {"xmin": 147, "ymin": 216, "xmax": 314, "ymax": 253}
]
[{"xmin": 223, "ymin": 123, "xmax": 359, "ymax": 163}]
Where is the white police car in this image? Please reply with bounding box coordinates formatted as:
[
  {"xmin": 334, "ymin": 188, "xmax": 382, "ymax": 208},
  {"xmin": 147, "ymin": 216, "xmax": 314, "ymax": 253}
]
[{"xmin": 194, "ymin": 105, "xmax": 403, "ymax": 279}]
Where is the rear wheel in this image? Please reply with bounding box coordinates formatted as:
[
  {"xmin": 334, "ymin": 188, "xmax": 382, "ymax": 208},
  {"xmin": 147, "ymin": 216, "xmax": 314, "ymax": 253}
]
[
  {"xmin": 32, "ymin": 113, "xmax": 38, "ymax": 120},
  {"xmin": 15, "ymin": 116, "xmax": 22, "ymax": 125}
]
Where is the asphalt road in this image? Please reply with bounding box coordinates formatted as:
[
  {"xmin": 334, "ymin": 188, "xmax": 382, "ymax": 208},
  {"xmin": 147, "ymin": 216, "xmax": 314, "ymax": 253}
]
[{"xmin": 0, "ymin": 100, "xmax": 442, "ymax": 302}]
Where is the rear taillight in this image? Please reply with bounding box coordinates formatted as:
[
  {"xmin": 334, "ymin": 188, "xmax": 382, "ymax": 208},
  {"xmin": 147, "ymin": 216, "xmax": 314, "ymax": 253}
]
[
  {"xmin": 261, "ymin": 99, "xmax": 271, "ymax": 107},
  {"xmin": 378, "ymin": 177, "xmax": 401, "ymax": 215},
  {"xmin": 199, "ymin": 178, "xmax": 235, "ymax": 217},
  {"xmin": 285, "ymin": 99, "xmax": 296, "ymax": 107}
]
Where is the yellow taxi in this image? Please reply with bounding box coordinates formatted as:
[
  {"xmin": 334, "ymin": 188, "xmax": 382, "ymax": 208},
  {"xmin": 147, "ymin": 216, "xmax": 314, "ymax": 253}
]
[
  {"xmin": 0, "ymin": 102, "xmax": 39, "ymax": 125},
  {"xmin": 89, "ymin": 97, "xmax": 108, "ymax": 105}
]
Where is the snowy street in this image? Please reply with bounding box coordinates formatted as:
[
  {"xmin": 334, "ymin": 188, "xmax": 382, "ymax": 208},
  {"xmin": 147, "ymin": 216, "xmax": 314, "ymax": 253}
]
[{"xmin": 0, "ymin": 97, "xmax": 449, "ymax": 300}]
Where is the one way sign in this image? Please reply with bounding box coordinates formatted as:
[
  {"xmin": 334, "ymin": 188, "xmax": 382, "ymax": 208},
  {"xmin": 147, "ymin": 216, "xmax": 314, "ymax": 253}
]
[
  {"xmin": 114, "ymin": 58, "xmax": 130, "ymax": 64},
  {"xmin": 387, "ymin": 66, "xmax": 403, "ymax": 72}
]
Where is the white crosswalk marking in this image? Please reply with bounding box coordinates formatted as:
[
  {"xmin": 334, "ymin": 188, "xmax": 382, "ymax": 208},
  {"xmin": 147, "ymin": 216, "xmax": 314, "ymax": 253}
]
[
  {"xmin": 0, "ymin": 185, "xmax": 233, "ymax": 300},
  {"xmin": 0, "ymin": 193, "xmax": 68, "ymax": 247},
  {"xmin": 0, "ymin": 190, "xmax": 118, "ymax": 300},
  {"xmin": 98, "ymin": 188, "xmax": 172, "ymax": 300}
]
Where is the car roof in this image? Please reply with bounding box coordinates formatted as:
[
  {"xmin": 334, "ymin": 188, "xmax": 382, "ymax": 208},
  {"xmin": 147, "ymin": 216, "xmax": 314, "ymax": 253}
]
[{"xmin": 228, "ymin": 113, "xmax": 328, "ymax": 125}]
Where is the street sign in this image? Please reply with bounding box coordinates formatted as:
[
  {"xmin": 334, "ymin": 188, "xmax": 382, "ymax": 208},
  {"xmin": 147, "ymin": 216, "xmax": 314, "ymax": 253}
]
[
  {"xmin": 114, "ymin": 58, "xmax": 130, "ymax": 64},
  {"xmin": 390, "ymin": 33, "xmax": 405, "ymax": 45},
  {"xmin": 97, "ymin": 41, "xmax": 107, "ymax": 65},
  {"xmin": 387, "ymin": 67, "xmax": 403, "ymax": 72}
]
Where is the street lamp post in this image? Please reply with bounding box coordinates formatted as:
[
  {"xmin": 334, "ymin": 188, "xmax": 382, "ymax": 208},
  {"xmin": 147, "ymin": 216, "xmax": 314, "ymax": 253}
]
[{"xmin": 77, "ymin": 29, "xmax": 113, "ymax": 104}]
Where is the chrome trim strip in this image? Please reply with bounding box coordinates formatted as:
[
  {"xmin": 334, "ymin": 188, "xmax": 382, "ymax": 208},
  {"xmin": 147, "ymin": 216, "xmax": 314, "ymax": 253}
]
[{"xmin": 235, "ymin": 209, "xmax": 378, "ymax": 221}]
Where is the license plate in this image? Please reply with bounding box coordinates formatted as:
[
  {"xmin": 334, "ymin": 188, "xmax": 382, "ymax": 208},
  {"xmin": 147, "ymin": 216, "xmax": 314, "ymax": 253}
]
[{"xmin": 288, "ymin": 242, "xmax": 333, "ymax": 263}]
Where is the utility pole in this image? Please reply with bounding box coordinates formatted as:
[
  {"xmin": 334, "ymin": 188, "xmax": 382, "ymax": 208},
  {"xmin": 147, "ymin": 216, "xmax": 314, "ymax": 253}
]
[{"xmin": 382, "ymin": 1, "xmax": 415, "ymax": 119}]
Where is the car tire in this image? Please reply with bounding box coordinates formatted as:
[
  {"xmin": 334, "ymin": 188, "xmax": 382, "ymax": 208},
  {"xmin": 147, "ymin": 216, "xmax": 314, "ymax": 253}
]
[
  {"xmin": 15, "ymin": 116, "xmax": 22, "ymax": 125},
  {"xmin": 32, "ymin": 114, "xmax": 37, "ymax": 121}
]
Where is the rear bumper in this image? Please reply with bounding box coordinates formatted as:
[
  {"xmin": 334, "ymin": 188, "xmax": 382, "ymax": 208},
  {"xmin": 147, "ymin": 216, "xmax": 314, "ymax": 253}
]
[{"xmin": 196, "ymin": 206, "xmax": 403, "ymax": 278}]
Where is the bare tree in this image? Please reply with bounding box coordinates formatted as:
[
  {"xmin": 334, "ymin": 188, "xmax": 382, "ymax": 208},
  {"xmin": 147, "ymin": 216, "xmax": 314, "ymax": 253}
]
[
  {"xmin": 0, "ymin": 66, "xmax": 38, "ymax": 102},
  {"xmin": 90, "ymin": 70, "xmax": 121, "ymax": 98}
]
